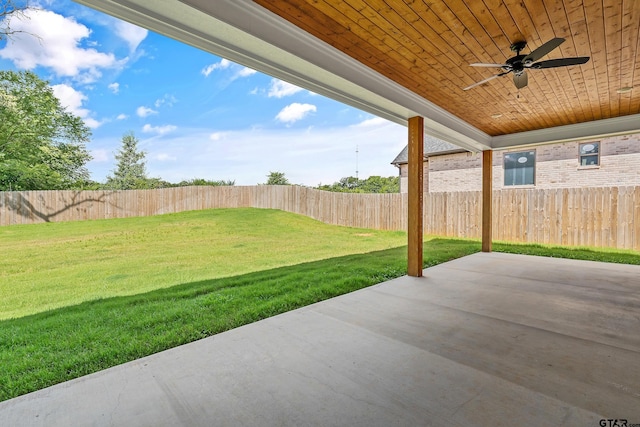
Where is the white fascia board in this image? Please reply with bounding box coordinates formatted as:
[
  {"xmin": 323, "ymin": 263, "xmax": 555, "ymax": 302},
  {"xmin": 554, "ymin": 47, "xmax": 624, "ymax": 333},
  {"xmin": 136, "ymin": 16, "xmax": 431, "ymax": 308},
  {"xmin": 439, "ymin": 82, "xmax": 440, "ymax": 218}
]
[{"xmin": 491, "ymin": 114, "xmax": 640, "ymax": 149}]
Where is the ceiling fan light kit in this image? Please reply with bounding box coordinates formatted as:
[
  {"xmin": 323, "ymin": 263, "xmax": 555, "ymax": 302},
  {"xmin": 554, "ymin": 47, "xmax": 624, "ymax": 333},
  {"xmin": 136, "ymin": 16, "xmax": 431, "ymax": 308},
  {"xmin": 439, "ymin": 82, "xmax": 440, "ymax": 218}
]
[{"xmin": 463, "ymin": 37, "xmax": 590, "ymax": 91}]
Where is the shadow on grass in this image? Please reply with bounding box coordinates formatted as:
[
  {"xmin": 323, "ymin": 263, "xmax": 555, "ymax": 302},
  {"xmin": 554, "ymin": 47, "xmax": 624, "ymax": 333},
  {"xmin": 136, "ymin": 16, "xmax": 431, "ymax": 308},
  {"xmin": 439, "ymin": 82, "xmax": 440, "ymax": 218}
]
[
  {"xmin": 3, "ymin": 237, "xmax": 635, "ymax": 402},
  {"xmin": 0, "ymin": 238, "xmax": 480, "ymax": 402}
]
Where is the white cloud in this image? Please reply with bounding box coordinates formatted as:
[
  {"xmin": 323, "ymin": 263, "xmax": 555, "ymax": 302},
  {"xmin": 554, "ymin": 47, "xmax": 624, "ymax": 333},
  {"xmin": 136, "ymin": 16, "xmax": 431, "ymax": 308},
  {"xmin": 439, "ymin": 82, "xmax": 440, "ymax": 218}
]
[
  {"xmin": 209, "ymin": 132, "xmax": 227, "ymax": 141},
  {"xmin": 116, "ymin": 113, "xmax": 128, "ymax": 120},
  {"xmin": 114, "ymin": 20, "xmax": 148, "ymax": 53},
  {"xmin": 275, "ymin": 103, "xmax": 317, "ymax": 124},
  {"xmin": 83, "ymin": 117, "xmax": 102, "ymax": 129},
  {"xmin": 52, "ymin": 84, "xmax": 87, "ymax": 113},
  {"xmin": 268, "ymin": 79, "xmax": 303, "ymax": 98},
  {"xmin": 142, "ymin": 124, "xmax": 177, "ymax": 135},
  {"xmin": 237, "ymin": 67, "xmax": 257, "ymax": 78},
  {"xmin": 91, "ymin": 149, "xmax": 110, "ymax": 162},
  {"xmin": 108, "ymin": 82, "xmax": 120, "ymax": 94},
  {"xmin": 155, "ymin": 153, "xmax": 177, "ymax": 161},
  {"xmin": 136, "ymin": 106, "xmax": 157, "ymax": 117},
  {"xmin": 51, "ymin": 83, "xmax": 102, "ymax": 129},
  {"xmin": 154, "ymin": 94, "xmax": 177, "ymax": 108},
  {"xmin": 0, "ymin": 9, "xmax": 118, "ymax": 83},
  {"xmin": 352, "ymin": 117, "xmax": 388, "ymax": 127},
  {"xmin": 201, "ymin": 59, "xmax": 256, "ymax": 85},
  {"xmin": 201, "ymin": 59, "xmax": 231, "ymax": 77}
]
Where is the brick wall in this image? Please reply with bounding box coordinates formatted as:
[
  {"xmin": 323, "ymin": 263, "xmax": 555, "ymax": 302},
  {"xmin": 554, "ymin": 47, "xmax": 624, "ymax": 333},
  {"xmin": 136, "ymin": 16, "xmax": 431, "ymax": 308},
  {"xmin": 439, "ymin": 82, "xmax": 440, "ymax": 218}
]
[
  {"xmin": 398, "ymin": 163, "xmax": 429, "ymax": 192},
  {"xmin": 396, "ymin": 134, "xmax": 640, "ymax": 193},
  {"xmin": 428, "ymin": 152, "xmax": 483, "ymax": 191}
]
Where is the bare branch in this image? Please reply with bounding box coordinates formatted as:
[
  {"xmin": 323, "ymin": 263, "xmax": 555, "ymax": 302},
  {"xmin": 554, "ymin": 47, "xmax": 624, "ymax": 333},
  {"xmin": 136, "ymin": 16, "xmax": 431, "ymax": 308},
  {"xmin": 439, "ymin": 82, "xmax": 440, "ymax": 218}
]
[{"xmin": 0, "ymin": 0, "xmax": 36, "ymax": 42}]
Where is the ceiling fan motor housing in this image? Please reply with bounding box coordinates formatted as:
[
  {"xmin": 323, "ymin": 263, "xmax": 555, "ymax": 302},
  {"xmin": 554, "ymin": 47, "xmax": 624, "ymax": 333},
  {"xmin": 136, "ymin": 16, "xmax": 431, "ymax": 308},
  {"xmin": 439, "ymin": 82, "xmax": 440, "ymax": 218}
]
[
  {"xmin": 510, "ymin": 41, "xmax": 527, "ymax": 53},
  {"xmin": 506, "ymin": 55, "xmax": 527, "ymax": 73}
]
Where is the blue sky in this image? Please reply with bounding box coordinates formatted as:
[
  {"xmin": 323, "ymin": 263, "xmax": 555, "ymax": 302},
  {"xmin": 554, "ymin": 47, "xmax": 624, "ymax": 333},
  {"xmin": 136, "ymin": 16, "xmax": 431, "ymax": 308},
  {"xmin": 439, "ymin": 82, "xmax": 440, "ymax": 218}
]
[{"xmin": 0, "ymin": 1, "xmax": 407, "ymax": 186}]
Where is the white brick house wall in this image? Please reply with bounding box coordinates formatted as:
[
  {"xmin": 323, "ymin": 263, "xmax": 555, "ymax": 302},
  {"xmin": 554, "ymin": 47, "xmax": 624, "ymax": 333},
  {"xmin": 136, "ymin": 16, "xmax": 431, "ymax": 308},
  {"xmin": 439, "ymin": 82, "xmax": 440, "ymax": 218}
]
[{"xmin": 396, "ymin": 134, "xmax": 640, "ymax": 193}]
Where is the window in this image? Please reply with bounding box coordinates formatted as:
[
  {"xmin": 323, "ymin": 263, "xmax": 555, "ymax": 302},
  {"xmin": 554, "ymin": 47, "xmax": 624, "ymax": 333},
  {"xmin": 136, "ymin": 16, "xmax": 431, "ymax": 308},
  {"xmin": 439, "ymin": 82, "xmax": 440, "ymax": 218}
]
[
  {"xmin": 504, "ymin": 151, "xmax": 535, "ymax": 186},
  {"xmin": 579, "ymin": 142, "xmax": 600, "ymax": 166}
]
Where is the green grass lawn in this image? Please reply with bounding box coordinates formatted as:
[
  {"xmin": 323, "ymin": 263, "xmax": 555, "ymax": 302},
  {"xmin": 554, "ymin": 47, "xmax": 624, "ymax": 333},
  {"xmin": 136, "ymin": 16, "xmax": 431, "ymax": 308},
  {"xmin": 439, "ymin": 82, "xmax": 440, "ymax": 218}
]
[
  {"xmin": 1, "ymin": 207, "xmax": 638, "ymax": 402},
  {"xmin": 1, "ymin": 208, "xmax": 407, "ymax": 320}
]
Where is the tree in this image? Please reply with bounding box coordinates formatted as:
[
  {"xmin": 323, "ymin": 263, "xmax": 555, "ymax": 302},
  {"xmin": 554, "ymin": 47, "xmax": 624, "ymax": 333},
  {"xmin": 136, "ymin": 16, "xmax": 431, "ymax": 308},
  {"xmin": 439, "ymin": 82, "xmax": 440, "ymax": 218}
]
[
  {"xmin": 106, "ymin": 132, "xmax": 148, "ymax": 189},
  {"xmin": 338, "ymin": 176, "xmax": 359, "ymax": 190},
  {"xmin": 316, "ymin": 175, "xmax": 399, "ymax": 193},
  {"xmin": 358, "ymin": 175, "xmax": 399, "ymax": 193},
  {"xmin": 1, "ymin": 1, "xmax": 33, "ymax": 42},
  {"xmin": 265, "ymin": 171, "xmax": 290, "ymax": 185},
  {"xmin": 0, "ymin": 70, "xmax": 92, "ymax": 190},
  {"xmin": 175, "ymin": 178, "xmax": 235, "ymax": 187}
]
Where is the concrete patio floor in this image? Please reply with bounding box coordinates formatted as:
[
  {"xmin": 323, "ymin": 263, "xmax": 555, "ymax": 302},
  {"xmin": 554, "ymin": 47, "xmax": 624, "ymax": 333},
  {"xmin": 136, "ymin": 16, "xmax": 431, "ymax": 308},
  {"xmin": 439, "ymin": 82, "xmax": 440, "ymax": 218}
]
[{"xmin": 1, "ymin": 252, "xmax": 639, "ymax": 426}]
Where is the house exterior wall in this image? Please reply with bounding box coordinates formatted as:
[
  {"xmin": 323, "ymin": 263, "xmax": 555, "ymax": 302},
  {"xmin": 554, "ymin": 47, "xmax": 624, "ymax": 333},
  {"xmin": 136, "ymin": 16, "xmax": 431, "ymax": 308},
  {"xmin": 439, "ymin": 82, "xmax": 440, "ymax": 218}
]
[
  {"xmin": 428, "ymin": 152, "xmax": 484, "ymax": 192},
  {"xmin": 396, "ymin": 134, "xmax": 640, "ymax": 193},
  {"xmin": 398, "ymin": 163, "xmax": 428, "ymax": 193}
]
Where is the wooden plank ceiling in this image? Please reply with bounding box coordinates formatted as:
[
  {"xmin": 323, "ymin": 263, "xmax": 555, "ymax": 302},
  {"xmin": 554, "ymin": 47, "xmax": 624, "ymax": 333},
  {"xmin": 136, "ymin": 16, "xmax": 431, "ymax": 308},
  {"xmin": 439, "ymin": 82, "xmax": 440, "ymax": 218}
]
[{"xmin": 252, "ymin": 0, "xmax": 640, "ymax": 137}]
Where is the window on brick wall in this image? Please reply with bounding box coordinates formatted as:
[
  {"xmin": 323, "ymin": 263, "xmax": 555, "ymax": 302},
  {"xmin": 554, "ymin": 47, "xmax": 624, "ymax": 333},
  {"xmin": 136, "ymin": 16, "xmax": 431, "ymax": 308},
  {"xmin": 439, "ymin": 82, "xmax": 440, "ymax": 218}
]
[
  {"xmin": 504, "ymin": 151, "xmax": 535, "ymax": 186},
  {"xmin": 579, "ymin": 142, "xmax": 600, "ymax": 166}
]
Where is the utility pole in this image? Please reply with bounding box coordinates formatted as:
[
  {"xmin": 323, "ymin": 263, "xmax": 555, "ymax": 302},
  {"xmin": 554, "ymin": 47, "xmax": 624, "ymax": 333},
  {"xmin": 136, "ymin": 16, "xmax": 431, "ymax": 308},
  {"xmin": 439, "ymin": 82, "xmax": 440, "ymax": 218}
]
[{"xmin": 355, "ymin": 145, "xmax": 359, "ymax": 180}]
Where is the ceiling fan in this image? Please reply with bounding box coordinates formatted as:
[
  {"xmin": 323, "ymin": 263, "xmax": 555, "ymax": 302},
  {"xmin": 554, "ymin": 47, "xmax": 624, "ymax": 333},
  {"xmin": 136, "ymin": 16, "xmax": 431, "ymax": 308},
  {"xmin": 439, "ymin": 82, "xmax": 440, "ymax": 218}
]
[{"xmin": 463, "ymin": 37, "xmax": 590, "ymax": 91}]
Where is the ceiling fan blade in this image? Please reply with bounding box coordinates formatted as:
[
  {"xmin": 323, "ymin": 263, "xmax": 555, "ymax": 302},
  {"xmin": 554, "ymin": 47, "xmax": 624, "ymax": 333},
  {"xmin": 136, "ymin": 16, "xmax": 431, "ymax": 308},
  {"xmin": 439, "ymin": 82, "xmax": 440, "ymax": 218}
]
[
  {"xmin": 523, "ymin": 37, "xmax": 565, "ymax": 63},
  {"xmin": 470, "ymin": 63, "xmax": 508, "ymax": 68},
  {"xmin": 513, "ymin": 71, "xmax": 528, "ymax": 89},
  {"xmin": 530, "ymin": 57, "xmax": 590, "ymax": 69},
  {"xmin": 463, "ymin": 72, "xmax": 508, "ymax": 91}
]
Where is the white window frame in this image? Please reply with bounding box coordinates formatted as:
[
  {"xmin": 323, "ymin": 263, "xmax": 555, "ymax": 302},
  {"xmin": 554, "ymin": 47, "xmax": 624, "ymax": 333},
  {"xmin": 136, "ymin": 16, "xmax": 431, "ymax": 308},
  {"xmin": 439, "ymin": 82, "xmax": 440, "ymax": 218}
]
[
  {"xmin": 579, "ymin": 141, "xmax": 600, "ymax": 167},
  {"xmin": 504, "ymin": 150, "xmax": 536, "ymax": 187}
]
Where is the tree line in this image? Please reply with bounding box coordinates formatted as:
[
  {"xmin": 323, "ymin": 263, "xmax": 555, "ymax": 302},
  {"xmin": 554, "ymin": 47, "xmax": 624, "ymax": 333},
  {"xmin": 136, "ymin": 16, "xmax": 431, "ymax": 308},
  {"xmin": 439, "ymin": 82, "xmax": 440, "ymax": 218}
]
[
  {"xmin": 0, "ymin": 69, "xmax": 397, "ymax": 193},
  {"xmin": 92, "ymin": 132, "xmax": 235, "ymax": 190},
  {"xmin": 316, "ymin": 176, "xmax": 399, "ymax": 193}
]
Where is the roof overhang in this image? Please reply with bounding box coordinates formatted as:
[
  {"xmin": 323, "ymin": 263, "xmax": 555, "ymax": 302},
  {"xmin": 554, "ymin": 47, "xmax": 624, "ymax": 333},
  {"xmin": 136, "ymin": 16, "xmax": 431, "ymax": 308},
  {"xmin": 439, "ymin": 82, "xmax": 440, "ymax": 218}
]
[{"xmin": 74, "ymin": 0, "xmax": 640, "ymax": 152}]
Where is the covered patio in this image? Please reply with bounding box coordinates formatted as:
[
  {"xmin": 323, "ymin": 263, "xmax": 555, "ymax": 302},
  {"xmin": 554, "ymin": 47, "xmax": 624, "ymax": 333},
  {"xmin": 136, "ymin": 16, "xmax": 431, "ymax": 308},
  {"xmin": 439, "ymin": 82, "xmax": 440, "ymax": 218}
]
[
  {"xmin": 1, "ymin": 252, "xmax": 639, "ymax": 425},
  {"xmin": 2, "ymin": 1, "xmax": 638, "ymax": 424}
]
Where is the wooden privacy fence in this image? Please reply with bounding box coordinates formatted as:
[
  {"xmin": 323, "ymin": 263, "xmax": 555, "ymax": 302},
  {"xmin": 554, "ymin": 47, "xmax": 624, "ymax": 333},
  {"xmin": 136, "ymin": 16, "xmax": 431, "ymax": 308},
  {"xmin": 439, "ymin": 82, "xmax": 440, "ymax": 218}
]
[
  {"xmin": 1, "ymin": 185, "xmax": 638, "ymax": 250},
  {"xmin": 0, "ymin": 186, "xmax": 406, "ymax": 230}
]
